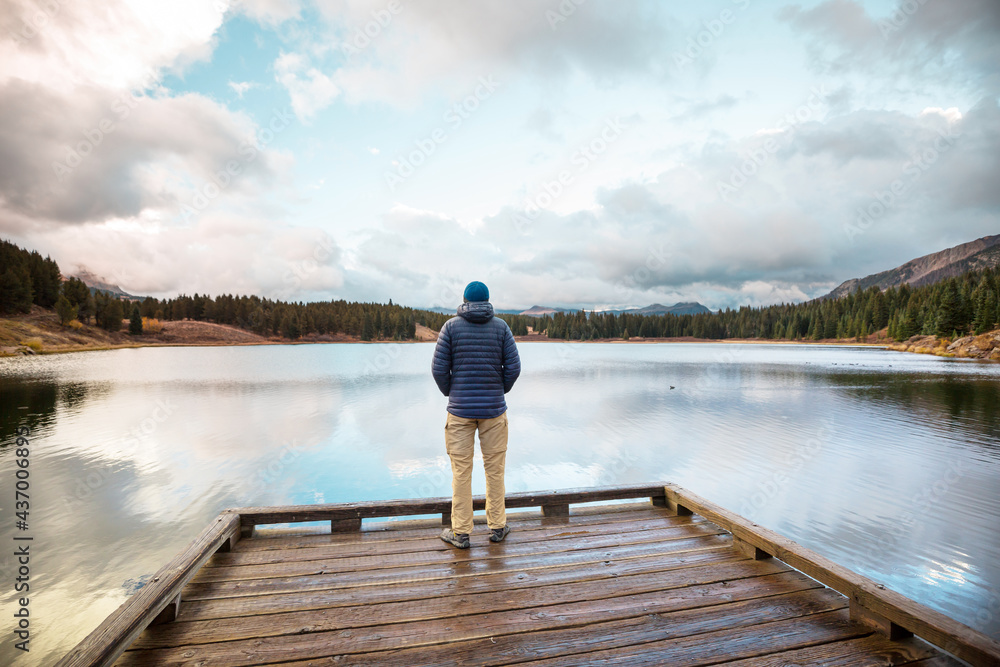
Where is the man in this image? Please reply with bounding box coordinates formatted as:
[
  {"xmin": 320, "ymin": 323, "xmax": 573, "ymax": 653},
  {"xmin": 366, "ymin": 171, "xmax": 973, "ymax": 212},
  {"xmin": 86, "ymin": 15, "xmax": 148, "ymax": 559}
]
[{"xmin": 432, "ymin": 280, "xmax": 521, "ymax": 549}]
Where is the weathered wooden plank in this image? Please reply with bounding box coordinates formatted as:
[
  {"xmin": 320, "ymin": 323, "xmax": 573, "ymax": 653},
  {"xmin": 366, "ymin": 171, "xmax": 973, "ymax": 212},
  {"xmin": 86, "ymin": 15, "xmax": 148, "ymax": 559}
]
[
  {"xmin": 665, "ymin": 483, "xmax": 1000, "ymax": 667},
  {"xmin": 190, "ymin": 523, "xmax": 727, "ymax": 583},
  {"xmin": 903, "ymin": 657, "xmax": 971, "ymax": 666},
  {"xmin": 55, "ymin": 513, "xmax": 239, "ymax": 667},
  {"xmin": 181, "ymin": 534, "xmax": 734, "ymax": 601},
  {"xmin": 230, "ymin": 483, "xmax": 667, "ymax": 527},
  {"xmin": 117, "ymin": 571, "xmax": 833, "ymax": 665},
  {"xmin": 236, "ymin": 588, "xmax": 852, "ymax": 667},
  {"xmin": 178, "ymin": 548, "xmax": 749, "ymax": 622},
  {"xmin": 134, "ymin": 559, "xmax": 795, "ymax": 648},
  {"xmin": 702, "ymin": 633, "xmax": 950, "ymax": 667},
  {"xmin": 236, "ymin": 506, "xmax": 684, "ymax": 553},
  {"xmin": 512, "ymin": 608, "xmax": 871, "ymax": 666},
  {"xmin": 206, "ymin": 514, "xmax": 709, "ymax": 567}
]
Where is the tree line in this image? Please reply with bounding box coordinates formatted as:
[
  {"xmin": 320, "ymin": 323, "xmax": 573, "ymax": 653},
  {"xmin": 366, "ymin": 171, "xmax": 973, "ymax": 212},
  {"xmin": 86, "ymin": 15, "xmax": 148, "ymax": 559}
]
[
  {"xmin": 535, "ymin": 266, "xmax": 1000, "ymax": 342},
  {"xmin": 0, "ymin": 239, "xmax": 61, "ymax": 314},
  {"xmin": 4, "ymin": 236, "xmax": 998, "ymax": 342},
  {"xmin": 1, "ymin": 238, "xmax": 454, "ymax": 339},
  {"xmin": 134, "ymin": 293, "xmax": 431, "ymax": 340}
]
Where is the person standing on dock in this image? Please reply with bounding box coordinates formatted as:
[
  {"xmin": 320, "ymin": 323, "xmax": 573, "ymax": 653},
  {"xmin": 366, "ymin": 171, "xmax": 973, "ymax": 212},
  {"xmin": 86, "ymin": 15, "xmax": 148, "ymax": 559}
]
[{"xmin": 432, "ymin": 280, "xmax": 521, "ymax": 549}]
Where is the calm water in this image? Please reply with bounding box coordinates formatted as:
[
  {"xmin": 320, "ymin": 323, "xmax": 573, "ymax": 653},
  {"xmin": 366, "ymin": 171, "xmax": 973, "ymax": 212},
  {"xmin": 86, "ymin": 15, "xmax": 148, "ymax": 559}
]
[{"xmin": 1, "ymin": 342, "xmax": 999, "ymax": 664}]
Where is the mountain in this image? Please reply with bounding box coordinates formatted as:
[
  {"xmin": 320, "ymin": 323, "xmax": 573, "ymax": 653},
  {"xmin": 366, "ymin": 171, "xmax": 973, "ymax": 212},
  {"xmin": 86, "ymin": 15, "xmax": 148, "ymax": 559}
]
[
  {"xmin": 623, "ymin": 302, "xmax": 712, "ymax": 316},
  {"xmin": 424, "ymin": 306, "xmax": 524, "ymax": 315},
  {"xmin": 428, "ymin": 302, "xmax": 712, "ymax": 317},
  {"xmin": 592, "ymin": 302, "xmax": 712, "ymax": 316},
  {"xmin": 519, "ymin": 305, "xmax": 572, "ymax": 316},
  {"xmin": 70, "ymin": 268, "xmax": 137, "ymax": 299},
  {"xmin": 823, "ymin": 234, "xmax": 1000, "ymax": 300}
]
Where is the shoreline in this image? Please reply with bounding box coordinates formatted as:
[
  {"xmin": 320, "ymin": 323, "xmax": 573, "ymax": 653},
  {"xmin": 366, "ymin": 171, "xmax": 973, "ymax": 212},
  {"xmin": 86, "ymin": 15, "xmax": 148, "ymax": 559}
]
[{"xmin": 4, "ymin": 311, "xmax": 997, "ymax": 361}]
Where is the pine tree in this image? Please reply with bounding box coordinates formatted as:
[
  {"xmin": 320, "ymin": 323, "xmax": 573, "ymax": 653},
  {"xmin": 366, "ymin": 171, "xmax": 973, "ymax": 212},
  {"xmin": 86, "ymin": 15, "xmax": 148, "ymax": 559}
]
[
  {"xmin": 95, "ymin": 293, "xmax": 124, "ymax": 331},
  {"xmin": 972, "ymin": 277, "xmax": 996, "ymax": 334},
  {"xmin": 824, "ymin": 312, "xmax": 837, "ymax": 339},
  {"xmin": 63, "ymin": 277, "xmax": 94, "ymax": 323},
  {"xmin": 361, "ymin": 312, "xmax": 375, "ymax": 341},
  {"xmin": 280, "ymin": 313, "xmax": 301, "ymax": 339},
  {"xmin": 56, "ymin": 294, "xmax": 78, "ymax": 325},
  {"xmin": 988, "ymin": 289, "xmax": 999, "ymax": 333},
  {"xmin": 899, "ymin": 304, "xmax": 920, "ymax": 339},
  {"xmin": 811, "ymin": 313, "xmax": 824, "ymax": 340},
  {"xmin": 935, "ymin": 281, "xmax": 964, "ymax": 338},
  {"xmin": 129, "ymin": 304, "xmax": 143, "ymax": 335},
  {"xmin": 0, "ymin": 267, "xmax": 33, "ymax": 314}
]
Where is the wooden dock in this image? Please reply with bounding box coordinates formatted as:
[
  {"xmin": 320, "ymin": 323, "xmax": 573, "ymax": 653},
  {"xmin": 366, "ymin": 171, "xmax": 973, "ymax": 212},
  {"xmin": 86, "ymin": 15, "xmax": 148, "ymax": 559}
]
[{"xmin": 58, "ymin": 483, "xmax": 1000, "ymax": 666}]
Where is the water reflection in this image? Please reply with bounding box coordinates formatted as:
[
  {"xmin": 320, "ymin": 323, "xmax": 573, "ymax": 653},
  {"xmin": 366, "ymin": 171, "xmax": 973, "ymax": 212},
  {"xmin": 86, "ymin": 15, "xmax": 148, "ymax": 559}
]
[{"xmin": 0, "ymin": 343, "xmax": 998, "ymax": 664}]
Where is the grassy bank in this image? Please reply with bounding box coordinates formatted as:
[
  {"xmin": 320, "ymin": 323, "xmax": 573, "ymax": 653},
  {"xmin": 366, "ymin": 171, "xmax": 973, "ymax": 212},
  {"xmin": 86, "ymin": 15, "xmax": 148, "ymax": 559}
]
[{"xmin": 0, "ymin": 308, "xmax": 438, "ymax": 355}]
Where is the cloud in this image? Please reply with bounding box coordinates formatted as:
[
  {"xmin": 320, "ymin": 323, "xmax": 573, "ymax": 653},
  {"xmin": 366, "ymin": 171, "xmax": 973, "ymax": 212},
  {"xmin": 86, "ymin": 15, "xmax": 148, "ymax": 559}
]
[
  {"xmin": 274, "ymin": 51, "xmax": 340, "ymax": 121},
  {"xmin": 0, "ymin": 79, "xmax": 284, "ymax": 224},
  {"xmin": 779, "ymin": 0, "xmax": 1000, "ymax": 95},
  {"xmin": 19, "ymin": 213, "xmax": 344, "ymax": 300},
  {"xmin": 342, "ymin": 99, "xmax": 1000, "ymax": 310},
  {"xmin": 228, "ymin": 80, "xmax": 258, "ymax": 98},
  {"xmin": 314, "ymin": 0, "xmax": 679, "ymax": 104},
  {"xmin": 235, "ymin": 0, "xmax": 302, "ymax": 25},
  {"xmin": 0, "ymin": 0, "xmax": 225, "ymax": 89}
]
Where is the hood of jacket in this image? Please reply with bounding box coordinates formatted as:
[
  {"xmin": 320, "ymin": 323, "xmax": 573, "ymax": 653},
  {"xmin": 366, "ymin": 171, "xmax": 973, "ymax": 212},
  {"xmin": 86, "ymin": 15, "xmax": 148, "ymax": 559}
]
[{"xmin": 457, "ymin": 300, "xmax": 494, "ymax": 323}]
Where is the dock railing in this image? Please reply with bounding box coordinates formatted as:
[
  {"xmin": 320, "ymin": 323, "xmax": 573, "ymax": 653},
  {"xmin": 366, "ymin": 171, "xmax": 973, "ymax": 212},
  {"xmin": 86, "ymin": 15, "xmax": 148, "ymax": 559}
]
[{"xmin": 56, "ymin": 482, "xmax": 1000, "ymax": 667}]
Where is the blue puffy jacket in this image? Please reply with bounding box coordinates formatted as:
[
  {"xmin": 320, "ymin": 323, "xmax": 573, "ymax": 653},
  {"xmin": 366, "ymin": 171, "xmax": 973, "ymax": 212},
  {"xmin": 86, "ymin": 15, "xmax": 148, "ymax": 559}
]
[{"xmin": 431, "ymin": 301, "xmax": 521, "ymax": 419}]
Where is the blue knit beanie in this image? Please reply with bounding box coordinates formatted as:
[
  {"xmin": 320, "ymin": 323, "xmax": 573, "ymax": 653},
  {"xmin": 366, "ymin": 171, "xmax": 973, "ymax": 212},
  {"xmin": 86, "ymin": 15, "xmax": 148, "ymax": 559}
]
[{"xmin": 463, "ymin": 281, "xmax": 489, "ymax": 302}]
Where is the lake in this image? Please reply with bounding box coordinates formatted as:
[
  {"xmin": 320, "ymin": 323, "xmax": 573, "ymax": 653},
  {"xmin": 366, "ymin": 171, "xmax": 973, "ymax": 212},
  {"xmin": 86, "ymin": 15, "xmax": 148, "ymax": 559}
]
[{"xmin": 1, "ymin": 341, "xmax": 999, "ymax": 664}]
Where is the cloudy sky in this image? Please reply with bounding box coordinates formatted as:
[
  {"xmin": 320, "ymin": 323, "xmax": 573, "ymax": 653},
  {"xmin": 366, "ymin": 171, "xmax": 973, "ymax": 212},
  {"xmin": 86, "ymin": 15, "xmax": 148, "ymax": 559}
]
[{"xmin": 1, "ymin": 0, "xmax": 998, "ymax": 310}]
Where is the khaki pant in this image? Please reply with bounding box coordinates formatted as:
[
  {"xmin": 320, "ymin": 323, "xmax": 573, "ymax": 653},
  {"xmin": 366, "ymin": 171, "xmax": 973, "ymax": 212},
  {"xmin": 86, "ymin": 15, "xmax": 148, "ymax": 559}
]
[{"xmin": 445, "ymin": 412, "xmax": 508, "ymax": 534}]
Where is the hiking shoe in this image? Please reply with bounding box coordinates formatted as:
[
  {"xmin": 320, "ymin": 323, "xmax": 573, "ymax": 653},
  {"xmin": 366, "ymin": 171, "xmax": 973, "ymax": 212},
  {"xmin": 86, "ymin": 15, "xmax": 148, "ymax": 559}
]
[
  {"xmin": 440, "ymin": 529, "xmax": 470, "ymax": 549},
  {"xmin": 489, "ymin": 525, "xmax": 510, "ymax": 543}
]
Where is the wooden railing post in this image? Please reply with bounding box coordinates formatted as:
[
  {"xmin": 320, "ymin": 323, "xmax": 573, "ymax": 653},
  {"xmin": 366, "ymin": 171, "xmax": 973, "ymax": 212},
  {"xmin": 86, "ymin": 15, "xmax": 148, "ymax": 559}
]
[
  {"xmin": 733, "ymin": 535, "xmax": 771, "ymax": 560},
  {"xmin": 850, "ymin": 599, "xmax": 913, "ymax": 640},
  {"xmin": 541, "ymin": 503, "xmax": 569, "ymax": 517},
  {"xmin": 331, "ymin": 517, "xmax": 362, "ymax": 532},
  {"xmin": 151, "ymin": 593, "xmax": 181, "ymax": 625}
]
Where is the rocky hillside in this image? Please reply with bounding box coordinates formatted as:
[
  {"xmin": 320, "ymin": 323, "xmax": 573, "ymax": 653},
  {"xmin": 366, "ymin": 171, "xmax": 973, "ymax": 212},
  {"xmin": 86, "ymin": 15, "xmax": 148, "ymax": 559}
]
[
  {"xmin": 824, "ymin": 234, "xmax": 1000, "ymax": 300},
  {"xmin": 886, "ymin": 330, "xmax": 1000, "ymax": 360}
]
